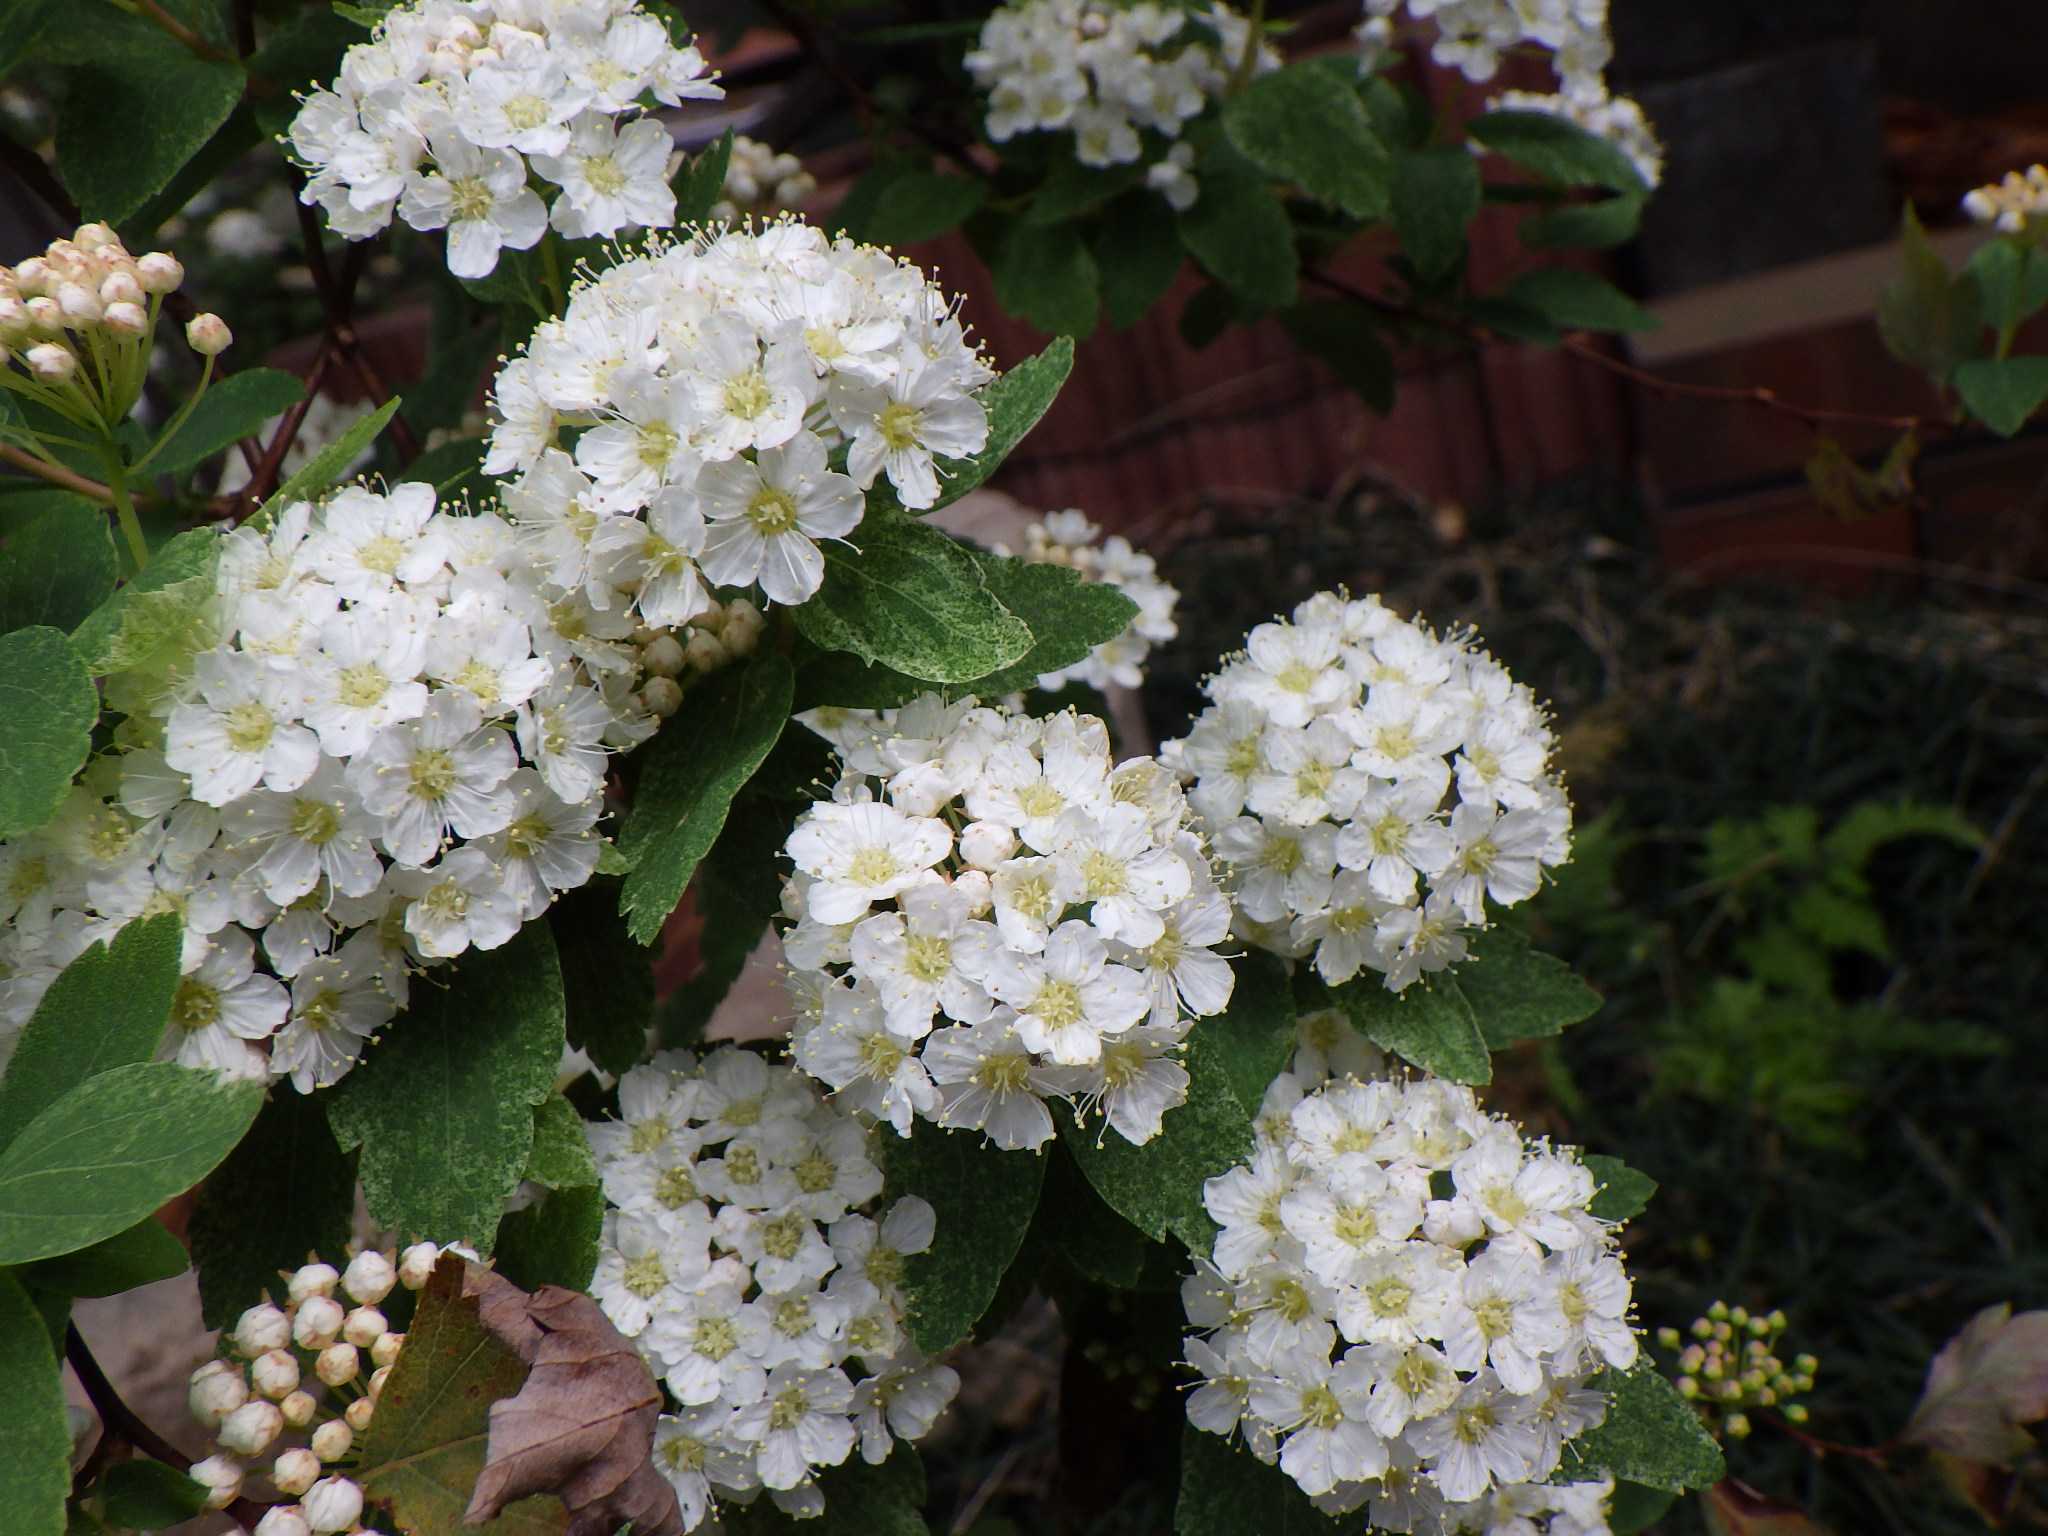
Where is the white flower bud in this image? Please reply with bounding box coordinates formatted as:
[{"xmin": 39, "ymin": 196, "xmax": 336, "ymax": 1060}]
[
  {"xmin": 13, "ymin": 256, "xmax": 51, "ymax": 294},
  {"xmin": 55, "ymin": 281, "xmax": 101, "ymax": 325},
  {"xmin": 314, "ymin": 1341, "xmax": 359, "ymax": 1387},
  {"xmin": 136, "ymin": 251, "xmax": 184, "ymax": 293},
  {"xmin": 255, "ymin": 1506, "xmax": 312, "ymax": 1536},
  {"xmin": 396, "ymin": 1242, "xmax": 441, "ymax": 1290},
  {"xmin": 370, "ymin": 1330, "xmax": 405, "ymax": 1369},
  {"xmin": 310, "ymin": 1419, "xmax": 352, "ymax": 1462},
  {"xmin": 0, "ymin": 295, "xmax": 26, "ymax": 340},
  {"xmin": 101, "ymin": 301, "xmax": 147, "ymax": 336},
  {"xmin": 24, "ymin": 296, "xmax": 62, "ymax": 334},
  {"xmin": 280, "ymin": 1390, "xmax": 318, "ymax": 1428},
  {"xmin": 292, "ymin": 1294, "xmax": 346, "ymax": 1349},
  {"xmin": 722, "ymin": 598, "xmax": 764, "ymax": 651},
  {"xmin": 272, "ymin": 1446, "xmax": 321, "ymax": 1497},
  {"xmin": 953, "ymin": 867, "xmax": 993, "ymax": 916},
  {"xmin": 25, "ymin": 343, "xmax": 75, "ymax": 381},
  {"xmin": 341, "ymin": 1304, "xmax": 388, "ymax": 1348},
  {"xmin": 303, "ymin": 1475, "xmax": 365, "ymax": 1533},
  {"xmin": 233, "ymin": 1302, "xmax": 291, "ymax": 1357},
  {"xmin": 188, "ymin": 1359, "xmax": 249, "ymax": 1429},
  {"xmin": 344, "ymin": 1395, "xmax": 376, "ymax": 1432},
  {"xmin": 98, "ymin": 270, "xmax": 142, "ymax": 307},
  {"xmin": 641, "ymin": 633, "xmax": 685, "ymax": 677},
  {"xmin": 250, "ymin": 1348, "xmax": 301, "ymax": 1401},
  {"xmin": 640, "ymin": 676, "xmax": 682, "ymax": 718},
  {"xmin": 288, "ymin": 1262, "xmax": 340, "ymax": 1305},
  {"xmin": 958, "ymin": 820, "xmax": 1017, "ymax": 870},
  {"xmin": 341, "ymin": 1249, "xmax": 397, "ymax": 1305},
  {"xmin": 190, "ymin": 1453, "xmax": 243, "ymax": 1510},
  {"xmin": 185, "ymin": 312, "xmax": 231, "ymax": 355},
  {"xmin": 368, "ymin": 1364, "xmax": 391, "ymax": 1398},
  {"xmin": 218, "ymin": 1397, "xmax": 285, "ymax": 1457},
  {"xmin": 682, "ymin": 630, "xmax": 727, "ymax": 674},
  {"xmin": 74, "ymin": 222, "xmax": 117, "ymax": 252}
]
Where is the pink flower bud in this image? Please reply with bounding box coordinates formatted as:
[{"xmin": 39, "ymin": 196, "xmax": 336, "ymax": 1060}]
[
  {"xmin": 218, "ymin": 1398, "xmax": 285, "ymax": 1457},
  {"xmin": 640, "ymin": 676, "xmax": 682, "ymax": 717},
  {"xmin": 342, "ymin": 1305, "xmax": 387, "ymax": 1348},
  {"xmin": 255, "ymin": 1506, "xmax": 312, "ymax": 1536},
  {"xmin": 101, "ymin": 301, "xmax": 147, "ymax": 336},
  {"xmin": 314, "ymin": 1341, "xmax": 359, "ymax": 1387},
  {"xmin": 959, "ymin": 821, "xmax": 1017, "ymax": 869},
  {"xmin": 185, "ymin": 312, "xmax": 231, "ymax": 355},
  {"xmin": 28, "ymin": 342, "xmax": 77, "ymax": 381},
  {"xmin": 190, "ymin": 1453, "xmax": 243, "ymax": 1510},
  {"xmin": 13, "ymin": 257, "xmax": 51, "ymax": 294},
  {"xmin": 341, "ymin": 1248, "xmax": 397, "ymax": 1305},
  {"xmin": 368, "ymin": 1364, "xmax": 391, "ymax": 1397},
  {"xmin": 250, "ymin": 1348, "xmax": 301, "ymax": 1400},
  {"xmin": 640, "ymin": 633, "xmax": 685, "ymax": 678},
  {"xmin": 280, "ymin": 1390, "xmax": 318, "ymax": 1428},
  {"xmin": 369, "ymin": 1331, "xmax": 404, "ymax": 1369},
  {"xmin": 55, "ymin": 282, "xmax": 101, "ymax": 325},
  {"xmin": 98, "ymin": 270, "xmax": 142, "ymax": 307},
  {"xmin": 272, "ymin": 1446, "xmax": 321, "ymax": 1497},
  {"xmin": 24, "ymin": 296, "xmax": 62, "ymax": 334},
  {"xmin": 136, "ymin": 251, "xmax": 184, "ymax": 293},
  {"xmin": 309, "ymin": 1420, "xmax": 352, "ymax": 1462},
  {"xmin": 287, "ymin": 1262, "xmax": 340, "ymax": 1305},
  {"xmin": 343, "ymin": 1395, "xmax": 376, "ymax": 1432},
  {"xmin": 396, "ymin": 1242, "xmax": 441, "ymax": 1290},
  {"xmin": 683, "ymin": 630, "xmax": 727, "ymax": 674},
  {"xmin": 233, "ymin": 1302, "xmax": 292, "ymax": 1357},
  {"xmin": 292, "ymin": 1294, "xmax": 345, "ymax": 1349},
  {"xmin": 73, "ymin": 222, "xmax": 118, "ymax": 251},
  {"xmin": 0, "ymin": 296, "xmax": 27, "ymax": 340},
  {"xmin": 303, "ymin": 1475, "xmax": 365, "ymax": 1533},
  {"xmin": 187, "ymin": 1359, "xmax": 248, "ymax": 1429}
]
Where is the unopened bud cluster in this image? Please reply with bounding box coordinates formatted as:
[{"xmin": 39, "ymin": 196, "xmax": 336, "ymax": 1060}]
[
  {"xmin": 1964, "ymin": 165, "xmax": 2048, "ymax": 234},
  {"xmin": 0, "ymin": 224, "xmax": 226, "ymax": 429},
  {"xmin": 1655, "ymin": 1301, "xmax": 1816, "ymax": 1442},
  {"xmin": 995, "ymin": 509, "xmax": 1179, "ymax": 694},
  {"xmin": 186, "ymin": 1243, "xmax": 470, "ymax": 1526},
  {"xmin": 630, "ymin": 595, "xmax": 765, "ymax": 719},
  {"xmin": 709, "ymin": 136, "xmax": 817, "ymax": 225}
]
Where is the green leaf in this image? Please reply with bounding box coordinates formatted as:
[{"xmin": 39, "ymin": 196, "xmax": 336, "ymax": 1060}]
[
  {"xmin": 1093, "ymin": 193, "xmax": 1186, "ymax": 330},
  {"xmin": 257, "ymin": 397, "xmax": 402, "ymax": 525},
  {"xmin": 93, "ymin": 1459, "xmax": 208, "ymax": 1528},
  {"xmin": 1176, "ymin": 161, "xmax": 1300, "ymax": 311},
  {"xmin": 616, "ymin": 653, "xmax": 794, "ymax": 944},
  {"xmin": 1200, "ymin": 951, "xmax": 1296, "ymax": 1118},
  {"xmin": 493, "ymin": 1182, "xmax": 602, "ymax": 1294},
  {"xmin": 395, "ymin": 436, "xmax": 487, "ymax": 497},
  {"xmin": 1221, "ymin": 60, "xmax": 1391, "ymax": 219},
  {"xmin": 1506, "ymin": 267, "xmax": 1657, "ymax": 334},
  {"xmin": 1458, "ymin": 928, "xmax": 1602, "ymax": 1049},
  {"xmin": 792, "ymin": 520, "xmax": 1032, "ymax": 685},
  {"xmin": 549, "ymin": 880, "xmax": 654, "ymax": 1075},
  {"xmin": 402, "ymin": 323, "xmax": 501, "ymax": 441},
  {"xmin": 1176, "ymin": 1422, "xmax": 1345, "ymax": 1536},
  {"xmin": 189, "ymin": 1090, "xmax": 357, "ymax": 1327},
  {"xmin": 1027, "ymin": 157, "xmax": 1144, "ymax": 227},
  {"xmin": 1391, "ymin": 146, "xmax": 1482, "ymax": 282},
  {"xmin": 1558, "ymin": 1363, "xmax": 1727, "ymax": 1494},
  {"xmin": 1468, "ymin": 109, "xmax": 1650, "ymax": 194},
  {"xmin": 0, "ymin": 1063, "xmax": 262, "ymax": 1265},
  {"xmin": 1954, "ymin": 356, "xmax": 2048, "ymax": 437},
  {"xmin": 46, "ymin": 10, "xmax": 245, "ymax": 224},
  {"xmin": 118, "ymin": 103, "xmax": 266, "ymax": 243},
  {"xmin": 0, "ymin": 502, "xmax": 117, "ymax": 633},
  {"xmin": 1967, "ymin": 238, "xmax": 2048, "ymax": 345},
  {"xmin": 354, "ymin": 1257, "xmax": 564, "ymax": 1536},
  {"xmin": 523, "ymin": 1094, "xmax": 597, "ymax": 1192},
  {"xmin": 993, "ymin": 220, "xmax": 1100, "ymax": 339},
  {"xmin": 865, "ymin": 169, "xmax": 988, "ymax": 245},
  {"xmin": 0, "ymin": 1270, "xmax": 69, "ymax": 1536},
  {"xmin": 145, "ymin": 369, "xmax": 305, "ymax": 476},
  {"xmin": 326, "ymin": 926, "xmax": 566, "ymax": 1253},
  {"xmin": 67, "ymin": 525, "xmax": 222, "ymax": 678},
  {"xmin": 1040, "ymin": 1141, "xmax": 1154, "ymax": 1288},
  {"xmin": 1583, "ymin": 1154, "xmax": 1657, "ymax": 1223},
  {"xmin": 927, "ymin": 337, "xmax": 1073, "ymax": 513},
  {"xmin": 1059, "ymin": 1028, "xmax": 1256, "ymax": 1252},
  {"xmin": 0, "ymin": 913, "xmax": 183, "ymax": 1156},
  {"xmin": 20, "ymin": 1216, "xmax": 187, "ymax": 1297},
  {"xmin": 881, "ymin": 1122, "xmax": 1045, "ymax": 1353},
  {"xmin": 0, "ymin": 626, "xmax": 95, "ymax": 842},
  {"xmin": 1877, "ymin": 205, "xmax": 1983, "ymax": 385},
  {"xmin": 1278, "ymin": 301, "xmax": 1395, "ymax": 412},
  {"xmin": 1609, "ymin": 1481, "xmax": 1679, "ymax": 1535},
  {"xmin": 963, "ymin": 554, "xmax": 1140, "ymax": 696},
  {"xmin": 1522, "ymin": 193, "xmax": 1647, "ymax": 250},
  {"xmin": 674, "ymin": 128, "xmax": 734, "ymax": 225},
  {"xmin": 0, "ymin": 0, "xmax": 65, "ymax": 78},
  {"xmin": 245, "ymin": 10, "xmax": 361, "ymax": 136},
  {"xmin": 1335, "ymin": 974, "xmax": 1491, "ymax": 1084}
]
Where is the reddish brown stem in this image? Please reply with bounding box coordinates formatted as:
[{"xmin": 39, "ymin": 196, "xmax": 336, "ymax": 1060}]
[{"xmin": 1764, "ymin": 1411, "xmax": 1894, "ymax": 1466}]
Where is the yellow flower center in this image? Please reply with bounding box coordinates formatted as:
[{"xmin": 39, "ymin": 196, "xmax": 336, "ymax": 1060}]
[
  {"xmin": 410, "ymin": 747, "xmax": 458, "ymax": 801},
  {"xmin": 1030, "ymin": 977, "xmax": 1083, "ymax": 1030},
  {"xmin": 746, "ymin": 486, "xmax": 799, "ymax": 535},
  {"xmin": 336, "ymin": 663, "xmax": 389, "ymax": 710},
  {"xmin": 877, "ymin": 401, "xmax": 922, "ymax": 450},
  {"xmin": 722, "ymin": 369, "xmax": 773, "ymax": 421},
  {"xmin": 655, "ymin": 1165, "xmax": 697, "ymax": 1207},
  {"xmin": 622, "ymin": 1252, "xmax": 666, "ymax": 1298},
  {"xmin": 172, "ymin": 978, "xmax": 221, "ymax": 1032},
  {"xmin": 223, "ymin": 701, "xmax": 275, "ymax": 755}
]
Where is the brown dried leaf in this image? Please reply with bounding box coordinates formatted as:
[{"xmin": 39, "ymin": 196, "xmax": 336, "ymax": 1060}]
[
  {"xmin": 1903, "ymin": 1304, "xmax": 2048, "ymax": 1467},
  {"xmin": 1703, "ymin": 1478, "xmax": 1837, "ymax": 1535},
  {"xmin": 463, "ymin": 1268, "xmax": 682, "ymax": 1536},
  {"xmin": 1930, "ymin": 1449, "xmax": 2019, "ymax": 1528}
]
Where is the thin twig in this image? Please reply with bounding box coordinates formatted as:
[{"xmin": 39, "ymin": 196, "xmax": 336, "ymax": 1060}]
[
  {"xmin": 0, "ymin": 442, "xmax": 116, "ymax": 503},
  {"xmin": 230, "ymin": 345, "xmax": 335, "ymax": 519},
  {"xmin": 124, "ymin": 0, "xmax": 232, "ymax": 61},
  {"xmin": 1764, "ymin": 1409, "xmax": 1895, "ymax": 1466},
  {"xmin": 1303, "ymin": 268, "xmax": 1949, "ymax": 438},
  {"xmin": 66, "ymin": 1325, "xmax": 267, "ymax": 1529},
  {"xmin": 291, "ymin": 192, "xmax": 421, "ymax": 462}
]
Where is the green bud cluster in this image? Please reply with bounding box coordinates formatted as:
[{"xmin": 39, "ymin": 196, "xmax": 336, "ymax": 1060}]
[{"xmin": 1654, "ymin": 1300, "xmax": 1817, "ymax": 1441}]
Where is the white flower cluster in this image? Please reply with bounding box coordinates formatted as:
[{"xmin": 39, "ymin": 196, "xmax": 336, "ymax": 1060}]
[
  {"xmin": 0, "ymin": 484, "xmax": 648, "ymax": 1088},
  {"xmin": 585, "ymin": 1049, "xmax": 959, "ymax": 1530},
  {"xmin": 1964, "ymin": 164, "xmax": 2048, "ymax": 233},
  {"xmin": 999, "ymin": 508, "xmax": 1179, "ymax": 694},
  {"xmin": 709, "ymin": 135, "xmax": 818, "ymax": 225},
  {"xmin": 1164, "ymin": 592, "xmax": 1570, "ymax": 993},
  {"xmin": 1183, "ymin": 1072, "xmax": 1636, "ymax": 1528},
  {"xmin": 965, "ymin": 0, "xmax": 1276, "ymax": 211},
  {"xmin": 785, "ymin": 694, "xmax": 1235, "ymax": 1151},
  {"xmin": 287, "ymin": 0, "xmax": 723, "ymax": 277},
  {"xmin": 1357, "ymin": 0, "xmax": 1662, "ymax": 188},
  {"xmin": 185, "ymin": 1242, "xmax": 464, "ymax": 1530},
  {"xmin": 483, "ymin": 220, "xmax": 995, "ymax": 612}
]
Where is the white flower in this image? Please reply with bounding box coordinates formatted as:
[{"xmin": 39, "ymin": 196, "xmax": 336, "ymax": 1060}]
[
  {"xmin": 924, "ymin": 1017, "xmax": 1060, "ymax": 1150},
  {"xmin": 348, "ymin": 691, "xmax": 518, "ymax": 866},
  {"xmin": 271, "ymin": 952, "xmax": 392, "ymax": 1092},
  {"xmin": 837, "ymin": 355, "xmax": 991, "ymax": 510},
  {"xmin": 697, "ymin": 430, "xmax": 861, "ymax": 606},
  {"xmin": 169, "ymin": 932, "xmax": 288, "ymax": 1072},
  {"xmin": 534, "ymin": 113, "xmax": 675, "ymax": 238},
  {"xmin": 397, "ymin": 136, "xmax": 547, "ymax": 279},
  {"xmin": 785, "ymin": 802, "xmax": 952, "ymax": 925},
  {"xmin": 730, "ymin": 1364, "xmax": 857, "ymax": 1489},
  {"xmin": 982, "ymin": 918, "xmax": 1148, "ymax": 1066},
  {"xmin": 165, "ymin": 653, "xmax": 320, "ymax": 806},
  {"xmin": 390, "ymin": 847, "xmax": 524, "ymax": 958}
]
